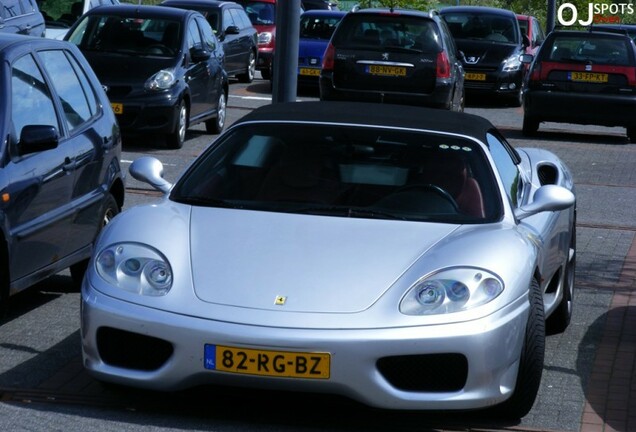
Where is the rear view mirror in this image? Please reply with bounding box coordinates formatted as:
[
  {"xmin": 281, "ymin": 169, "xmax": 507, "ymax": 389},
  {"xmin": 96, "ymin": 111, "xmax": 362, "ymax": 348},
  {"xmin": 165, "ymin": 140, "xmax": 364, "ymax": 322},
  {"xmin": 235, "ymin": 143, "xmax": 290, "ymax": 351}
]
[{"xmin": 18, "ymin": 125, "xmax": 59, "ymax": 156}]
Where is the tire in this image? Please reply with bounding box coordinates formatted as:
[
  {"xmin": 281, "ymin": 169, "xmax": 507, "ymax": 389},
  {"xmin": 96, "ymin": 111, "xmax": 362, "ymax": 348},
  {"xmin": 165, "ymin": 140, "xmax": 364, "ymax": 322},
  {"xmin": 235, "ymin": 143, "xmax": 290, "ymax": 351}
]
[
  {"xmin": 260, "ymin": 67, "xmax": 271, "ymax": 80},
  {"xmin": 507, "ymin": 89, "xmax": 523, "ymax": 107},
  {"xmin": 237, "ymin": 51, "xmax": 256, "ymax": 83},
  {"xmin": 627, "ymin": 127, "xmax": 636, "ymax": 143},
  {"xmin": 522, "ymin": 115, "xmax": 539, "ymax": 136},
  {"xmin": 547, "ymin": 217, "xmax": 576, "ymax": 334},
  {"xmin": 0, "ymin": 241, "xmax": 9, "ymax": 319},
  {"xmin": 205, "ymin": 92, "xmax": 226, "ymax": 134},
  {"xmin": 70, "ymin": 193, "xmax": 120, "ymax": 287},
  {"xmin": 492, "ymin": 278, "xmax": 545, "ymax": 419},
  {"xmin": 166, "ymin": 101, "xmax": 187, "ymax": 149}
]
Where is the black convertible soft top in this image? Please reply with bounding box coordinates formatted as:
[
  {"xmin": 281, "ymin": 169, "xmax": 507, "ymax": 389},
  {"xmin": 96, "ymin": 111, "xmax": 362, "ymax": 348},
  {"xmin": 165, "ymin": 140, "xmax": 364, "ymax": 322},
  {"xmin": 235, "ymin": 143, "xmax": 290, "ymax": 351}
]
[{"xmin": 233, "ymin": 102, "xmax": 497, "ymax": 143}]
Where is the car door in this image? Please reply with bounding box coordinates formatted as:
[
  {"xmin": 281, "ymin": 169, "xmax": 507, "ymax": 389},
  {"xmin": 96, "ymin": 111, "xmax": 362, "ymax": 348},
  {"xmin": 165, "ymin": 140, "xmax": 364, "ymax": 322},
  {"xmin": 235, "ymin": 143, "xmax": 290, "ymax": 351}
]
[
  {"xmin": 185, "ymin": 15, "xmax": 214, "ymax": 118},
  {"xmin": 37, "ymin": 47, "xmax": 113, "ymax": 255},
  {"xmin": 6, "ymin": 50, "xmax": 75, "ymax": 282},
  {"xmin": 220, "ymin": 6, "xmax": 241, "ymax": 73}
]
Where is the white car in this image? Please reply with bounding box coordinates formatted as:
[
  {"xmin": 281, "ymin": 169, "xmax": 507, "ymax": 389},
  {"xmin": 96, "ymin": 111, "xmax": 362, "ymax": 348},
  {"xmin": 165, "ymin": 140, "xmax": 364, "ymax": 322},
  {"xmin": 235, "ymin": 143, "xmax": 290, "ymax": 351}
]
[
  {"xmin": 80, "ymin": 101, "xmax": 576, "ymax": 419},
  {"xmin": 41, "ymin": 0, "xmax": 119, "ymax": 39}
]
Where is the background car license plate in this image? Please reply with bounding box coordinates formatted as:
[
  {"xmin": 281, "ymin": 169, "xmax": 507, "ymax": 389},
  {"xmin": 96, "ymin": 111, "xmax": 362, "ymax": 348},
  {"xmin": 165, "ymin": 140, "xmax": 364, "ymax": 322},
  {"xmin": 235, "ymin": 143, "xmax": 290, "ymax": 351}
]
[
  {"xmin": 465, "ymin": 72, "xmax": 486, "ymax": 81},
  {"xmin": 366, "ymin": 65, "xmax": 406, "ymax": 77},
  {"xmin": 568, "ymin": 71, "xmax": 608, "ymax": 83},
  {"xmin": 299, "ymin": 67, "xmax": 320, "ymax": 76},
  {"xmin": 204, "ymin": 344, "xmax": 330, "ymax": 379},
  {"xmin": 111, "ymin": 103, "xmax": 123, "ymax": 114}
]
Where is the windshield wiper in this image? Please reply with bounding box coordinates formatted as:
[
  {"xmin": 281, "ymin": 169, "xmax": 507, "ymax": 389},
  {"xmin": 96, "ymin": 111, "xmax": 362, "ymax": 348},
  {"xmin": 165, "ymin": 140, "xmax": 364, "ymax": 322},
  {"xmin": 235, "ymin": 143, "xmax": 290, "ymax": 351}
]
[{"xmin": 292, "ymin": 205, "xmax": 406, "ymax": 220}]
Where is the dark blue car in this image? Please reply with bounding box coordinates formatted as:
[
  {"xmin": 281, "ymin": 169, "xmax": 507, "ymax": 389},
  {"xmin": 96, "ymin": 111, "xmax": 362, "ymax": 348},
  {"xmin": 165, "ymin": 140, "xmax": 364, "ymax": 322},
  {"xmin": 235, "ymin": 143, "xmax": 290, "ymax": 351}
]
[{"xmin": 297, "ymin": 9, "xmax": 345, "ymax": 87}]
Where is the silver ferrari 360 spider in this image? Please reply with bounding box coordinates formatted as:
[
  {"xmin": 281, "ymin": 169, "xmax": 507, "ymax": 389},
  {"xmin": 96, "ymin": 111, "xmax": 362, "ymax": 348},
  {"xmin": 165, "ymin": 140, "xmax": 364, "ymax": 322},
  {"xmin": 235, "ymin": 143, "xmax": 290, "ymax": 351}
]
[{"xmin": 81, "ymin": 102, "xmax": 576, "ymax": 418}]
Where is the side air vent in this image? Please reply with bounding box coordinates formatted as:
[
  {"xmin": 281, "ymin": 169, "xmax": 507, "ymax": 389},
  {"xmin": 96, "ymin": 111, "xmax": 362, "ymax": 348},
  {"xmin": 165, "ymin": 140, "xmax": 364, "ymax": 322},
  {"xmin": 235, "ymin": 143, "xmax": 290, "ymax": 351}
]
[{"xmin": 537, "ymin": 164, "xmax": 558, "ymax": 186}]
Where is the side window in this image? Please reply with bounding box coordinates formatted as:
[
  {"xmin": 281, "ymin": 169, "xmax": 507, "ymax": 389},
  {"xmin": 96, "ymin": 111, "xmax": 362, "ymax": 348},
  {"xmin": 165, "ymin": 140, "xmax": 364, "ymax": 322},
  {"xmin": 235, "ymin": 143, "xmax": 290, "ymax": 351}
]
[
  {"xmin": 187, "ymin": 18, "xmax": 203, "ymax": 49},
  {"xmin": 233, "ymin": 8, "xmax": 252, "ymax": 30},
  {"xmin": 196, "ymin": 16, "xmax": 216, "ymax": 51},
  {"xmin": 39, "ymin": 49, "xmax": 95, "ymax": 131},
  {"xmin": 487, "ymin": 133, "xmax": 521, "ymax": 207},
  {"xmin": 19, "ymin": 0, "xmax": 36, "ymax": 14},
  {"xmin": 3, "ymin": 0, "xmax": 23, "ymax": 19},
  {"xmin": 533, "ymin": 18, "xmax": 545, "ymax": 44},
  {"xmin": 11, "ymin": 53, "xmax": 59, "ymax": 139},
  {"xmin": 222, "ymin": 8, "xmax": 235, "ymax": 31}
]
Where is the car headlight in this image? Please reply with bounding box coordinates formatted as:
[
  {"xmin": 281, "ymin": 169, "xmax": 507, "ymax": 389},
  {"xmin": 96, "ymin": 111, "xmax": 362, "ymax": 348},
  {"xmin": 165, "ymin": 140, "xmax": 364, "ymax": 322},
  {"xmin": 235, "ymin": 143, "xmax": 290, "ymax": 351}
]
[
  {"xmin": 502, "ymin": 54, "xmax": 522, "ymax": 72},
  {"xmin": 400, "ymin": 268, "xmax": 503, "ymax": 315},
  {"xmin": 145, "ymin": 69, "xmax": 176, "ymax": 91},
  {"xmin": 258, "ymin": 31, "xmax": 272, "ymax": 45},
  {"xmin": 95, "ymin": 243, "xmax": 173, "ymax": 296}
]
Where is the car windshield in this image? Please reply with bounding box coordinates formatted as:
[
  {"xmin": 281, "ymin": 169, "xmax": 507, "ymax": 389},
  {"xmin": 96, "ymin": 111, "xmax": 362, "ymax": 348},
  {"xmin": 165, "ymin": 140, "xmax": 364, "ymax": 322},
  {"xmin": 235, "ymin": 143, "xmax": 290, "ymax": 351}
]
[
  {"xmin": 243, "ymin": 2, "xmax": 275, "ymax": 25},
  {"xmin": 68, "ymin": 15, "xmax": 181, "ymax": 57},
  {"xmin": 547, "ymin": 35, "xmax": 633, "ymax": 66},
  {"xmin": 443, "ymin": 12, "xmax": 519, "ymax": 44},
  {"xmin": 171, "ymin": 123, "xmax": 501, "ymax": 223},
  {"xmin": 299, "ymin": 14, "xmax": 342, "ymax": 40},
  {"xmin": 332, "ymin": 14, "xmax": 442, "ymax": 52}
]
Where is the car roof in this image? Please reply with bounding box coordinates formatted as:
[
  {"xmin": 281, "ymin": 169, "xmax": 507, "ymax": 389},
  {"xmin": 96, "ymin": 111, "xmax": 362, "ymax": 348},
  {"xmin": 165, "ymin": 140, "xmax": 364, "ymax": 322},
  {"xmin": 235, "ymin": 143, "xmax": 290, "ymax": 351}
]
[
  {"xmin": 301, "ymin": 9, "xmax": 346, "ymax": 17},
  {"xmin": 161, "ymin": 0, "xmax": 240, "ymax": 8},
  {"xmin": 440, "ymin": 6, "xmax": 517, "ymax": 18},
  {"xmin": 0, "ymin": 33, "xmax": 66, "ymax": 51},
  {"xmin": 351, "ymin": 8, "xmax": 436, "ymax": 19},
  {"xmin": 548, "ymin": 29, "xmax": 633, "ymax": 40},
  {"xmin": 232, "ymin": 102, "xmax": 496, "ymax": 143},
  {"xmin": 87, "ymin": 4, "xmax": 194, "ymax": 19}
]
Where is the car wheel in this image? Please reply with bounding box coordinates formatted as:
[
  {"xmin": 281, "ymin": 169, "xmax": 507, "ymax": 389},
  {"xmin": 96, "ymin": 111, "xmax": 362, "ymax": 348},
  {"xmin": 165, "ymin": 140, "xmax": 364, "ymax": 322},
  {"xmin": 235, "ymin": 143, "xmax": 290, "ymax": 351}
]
[
  {"xmin": 205, "ymin": 92, "xmax": 226, "ymax": 134},
  {"xmin": 167, "ymin": 101, "xmax": 187, "ymax": 149},
  {"xmin": 70, "ymin": 193, "xmax": 120, "ymax": 287},
  {"xmin": 627, "ymin": 127, "xmax": 636, "ymax": 143},
  {"xmin": 0, "ymin": 243, "xmax": 9, "ymax": 318},
  {"xmin": 237, "ymin": 51, "xmax": 256, "ymax": 83},
  {"xmin": 492, "ymin": 278, "xmax": 545, "ymax": 419},
  {"xmin": 522, "ymin": 115, "xmax": 539, "ymax": 136},
  {"xmin": 260, "ymin": 67, "xmax": 271, "ymax": 80},
  {"xmin": 547, "ymin": 216, "xmax": 576, "ymax": 334}
]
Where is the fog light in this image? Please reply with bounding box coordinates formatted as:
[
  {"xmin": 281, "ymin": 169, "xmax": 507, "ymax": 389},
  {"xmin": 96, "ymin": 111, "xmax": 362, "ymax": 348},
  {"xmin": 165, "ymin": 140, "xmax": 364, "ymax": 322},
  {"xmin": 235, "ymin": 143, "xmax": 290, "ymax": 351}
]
[
  {"xmin": 509, "ymin": 83, "xmax": 517, "ymax": 90},
  {"xmin": 499, "ymin": 83, "xmax": 509, "ymax": 90}
]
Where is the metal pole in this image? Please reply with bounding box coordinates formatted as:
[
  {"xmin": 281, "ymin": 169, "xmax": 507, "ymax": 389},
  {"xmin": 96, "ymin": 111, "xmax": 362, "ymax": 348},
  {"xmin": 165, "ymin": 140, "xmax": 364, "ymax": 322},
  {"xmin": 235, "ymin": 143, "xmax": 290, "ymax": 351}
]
[
  {"xmin": 546, "ymin": 0, "xmax": 556, "ymax": 34},
  {"xmin": 271, "ymin": 0, "xmax": 300, "ymax": 103}
]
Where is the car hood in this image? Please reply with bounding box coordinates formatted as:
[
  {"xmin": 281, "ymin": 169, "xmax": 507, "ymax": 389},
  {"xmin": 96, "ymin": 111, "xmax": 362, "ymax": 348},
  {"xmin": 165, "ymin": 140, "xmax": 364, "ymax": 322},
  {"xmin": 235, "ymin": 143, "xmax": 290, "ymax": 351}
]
[
  {"xmin": 82, "ymin": 51, "xmax": 180, "ymax": 84},
  {"xmin": 455, "ymin": 40, "xmax": 519, "ymax": 68},
  {"xmin": 190, "ymin": 207, "xmax": 459, "ymax": 313}
]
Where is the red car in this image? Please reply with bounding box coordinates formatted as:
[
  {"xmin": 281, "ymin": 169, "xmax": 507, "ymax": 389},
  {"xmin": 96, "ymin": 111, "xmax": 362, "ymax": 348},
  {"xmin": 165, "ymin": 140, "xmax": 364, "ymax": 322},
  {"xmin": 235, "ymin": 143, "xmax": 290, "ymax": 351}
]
[
  {"xmin": 237, "ymin": 0, "xmax": 276, "ymax": 79},
  {"xmin": 516, "ymin": 14, "xmax": 545, "ymax": 57}
]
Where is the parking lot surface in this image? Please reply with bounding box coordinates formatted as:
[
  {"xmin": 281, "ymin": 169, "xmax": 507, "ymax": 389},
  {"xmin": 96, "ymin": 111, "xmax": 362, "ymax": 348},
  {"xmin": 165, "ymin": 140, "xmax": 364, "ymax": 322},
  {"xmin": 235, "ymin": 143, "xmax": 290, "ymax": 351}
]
[{"xmin": 0, "ymin": 85, "xmax": 635, "ymax": 432}]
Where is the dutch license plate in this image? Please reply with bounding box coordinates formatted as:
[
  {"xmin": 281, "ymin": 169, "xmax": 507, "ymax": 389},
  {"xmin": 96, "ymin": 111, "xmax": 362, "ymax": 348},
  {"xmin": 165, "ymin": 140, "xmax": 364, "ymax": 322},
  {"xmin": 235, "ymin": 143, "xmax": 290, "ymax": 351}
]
[
  {"xmin": 366, "ymin": 65, "xmax": 407, "ymax": 77},
  {"xmin": 568, "ymin": 71, "xmax": 608, "ymax": 83},
  {"xmin": 299, "ymin": 67, "xmax": 321, "ymax": 76},
  {"xmin": 204, "ymin": 344, "xmax": 330, "ymax": 379},
  {"xmin": 111, "ymin": 103, "xmax": 123, "ymax": 115},
  {"xmin": 465, "ymin": 72, "xmax": 486, "ymax": 81}
]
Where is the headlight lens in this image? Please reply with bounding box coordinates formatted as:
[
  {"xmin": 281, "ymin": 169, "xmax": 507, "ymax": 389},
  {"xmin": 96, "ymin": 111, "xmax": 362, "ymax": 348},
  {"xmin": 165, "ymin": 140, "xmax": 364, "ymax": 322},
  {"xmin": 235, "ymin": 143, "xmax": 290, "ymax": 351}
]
[
  {"xmin": 400, "ymin": 268, "xmax": 503, "ymax": 315},
  {"xmin": 145, "ymin": 69, "xmax": 176, "ymax": 91},
  {"xmin": 258, "ymin": 31, "xmax": 272, "ymax": 45},
  {"xmin": 95, "ymin": 243, "xmax": 173, "ymax": 296},
  {"xmin": 502, "ymin": 54, "xmax": 522, "ymax": 72}
]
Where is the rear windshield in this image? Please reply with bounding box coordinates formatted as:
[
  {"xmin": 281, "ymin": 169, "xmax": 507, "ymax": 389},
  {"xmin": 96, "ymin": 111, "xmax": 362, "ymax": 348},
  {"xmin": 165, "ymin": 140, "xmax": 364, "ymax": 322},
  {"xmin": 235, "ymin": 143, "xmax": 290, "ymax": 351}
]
[
  {"xmin": 300, "ymin": 13, "xmax": 343, "ymax": 40},
  {"xmin": 333, "ymin": 14, "xmax": 442, "ymax": 52},
  {"xmin": 171, "ymin": 123, "xmax": 502, "ymax": 224},
  {"xmin": 545, "ymin": 34, "xmax": 634, "ymax": 66},
  {"xmin": 442, "ymin": 12, "xmax": 520, "ymax": 44}
]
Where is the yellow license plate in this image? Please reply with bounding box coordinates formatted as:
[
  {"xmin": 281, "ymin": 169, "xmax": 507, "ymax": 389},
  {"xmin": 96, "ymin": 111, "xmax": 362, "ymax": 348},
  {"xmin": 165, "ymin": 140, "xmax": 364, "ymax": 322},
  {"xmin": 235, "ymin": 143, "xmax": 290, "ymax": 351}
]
[
  {"xmin": 299, "ymin": 67, "xmax": 320, "ymax": 76},
  {"xmin": 569, "ymin": 71, "xmax": 608, "ymax": 83},
  {"xmin": 367, "ymin": 65, "xmax": 407, "ymax": 77},
  {"xmin": 465, "ymin": 72, "xmax": 486, "ymax": 81},
  {"xmin": 204, "ymin": 344, "xmax": 330, "ymax": 379},
  {"xmin": 111, "ymin": 103, "xmax": 123, "ymax": 115}
]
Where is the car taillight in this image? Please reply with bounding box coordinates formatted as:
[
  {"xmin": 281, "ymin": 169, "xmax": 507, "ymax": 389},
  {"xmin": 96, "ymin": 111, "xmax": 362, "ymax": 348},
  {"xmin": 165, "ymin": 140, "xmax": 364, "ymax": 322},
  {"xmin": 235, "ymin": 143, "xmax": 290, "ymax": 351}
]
[
  {"xmin": 530, "ymin": 62, "xmax": 542, "ymax": 81},
  {"xmin": 436, "ymin": 51, "xmax": 451, "ymax": 79},
  {"xmin": 322, "ymin": 43, "xmax": 335, "ymax": 71},
  {"xmin": 627, "ymin": 66, "xmax": 636, "ymax": 86}
]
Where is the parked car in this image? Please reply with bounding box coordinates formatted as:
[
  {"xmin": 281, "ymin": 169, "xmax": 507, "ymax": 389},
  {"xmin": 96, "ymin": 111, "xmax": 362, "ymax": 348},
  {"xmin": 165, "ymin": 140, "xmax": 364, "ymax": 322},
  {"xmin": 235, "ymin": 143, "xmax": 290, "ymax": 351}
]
[
  {"xmin": 319, "ymin": 8, "xmax": 465, "ymax": 111},
  {"xmin": 516, "ymin": 14, "xmax": 545, "ymax": 57},
  {"xmin": 0, "ymin": 33, "xmax": 124, "ymax": 314},
  {"xmin": 40, "ymin": 0, "xmax": 120, "ymax": 40},
  {"xmin": 297, "ymin": 9, "xmax": 345, "ymax": 87},
  {"xmin": 160, "ymin": 0, "xmax": 258, "ymax": 83},
  {"xmin": 80, "ymin": 101, "xmax": 576, "ymax": 419},
  {"xmin": 0, "ymin": 0, "xmax": 45, "ymax": 37},
  {"xmin": 590, "ymin": 23, "xmax": 636, "ymax": 44},
  {"xmin": 302, "ymin": 0, "xmax": 338, "ymax": 10},
  {"xmin": 522, "ymin": 29, "xmax": 636, "ymax": 142},
  {"xmin": 235, "ymin": 0, "xmax": 276, "ymax": 79},
  {"xmin": 65, "ymin": 4, "xmax": 229, "ymax": 149},
  {"xmin": 440, "ymin": 6, "xmax": 528, "ymax": 106}
]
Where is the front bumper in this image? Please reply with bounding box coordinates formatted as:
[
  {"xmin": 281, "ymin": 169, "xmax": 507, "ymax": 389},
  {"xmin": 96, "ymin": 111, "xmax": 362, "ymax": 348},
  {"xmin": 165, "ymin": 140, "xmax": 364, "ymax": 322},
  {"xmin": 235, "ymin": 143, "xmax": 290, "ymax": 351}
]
[
  {"xmin": 81, "ymin": 280, "xmax": 529, "ymax": 411},
  {"xmin": 108, "ymin": 88, "xmax": 182, "ymax": 135},
  {"xmin": 463, "ymin": 68, "xmax": 523, "ymax": 96}
]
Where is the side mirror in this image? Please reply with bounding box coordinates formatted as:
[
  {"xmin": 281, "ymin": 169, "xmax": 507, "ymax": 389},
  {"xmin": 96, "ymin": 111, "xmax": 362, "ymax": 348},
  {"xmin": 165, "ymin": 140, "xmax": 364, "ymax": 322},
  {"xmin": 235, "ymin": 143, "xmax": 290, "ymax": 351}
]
[
  {"xmin": 520, "ymin": 53, "xmax": 533, "ymax": 64},
  {"xmin": 129, "ymin": 156, "xmax": 173, "ymax": 194},
  {"xmin": 225, "ymin": 25, "xmax": 240, "ymax": 35},
  {"xmin": 18, "ymin": 125, "xmax": 59, "ymax": 156},
  {"xmin": 190, "ymin": 47, "xmax": 211, "ymax": 62},
  {"xmin": 515, "ymin": 185, "xmax": 575, "ymax": 220}
]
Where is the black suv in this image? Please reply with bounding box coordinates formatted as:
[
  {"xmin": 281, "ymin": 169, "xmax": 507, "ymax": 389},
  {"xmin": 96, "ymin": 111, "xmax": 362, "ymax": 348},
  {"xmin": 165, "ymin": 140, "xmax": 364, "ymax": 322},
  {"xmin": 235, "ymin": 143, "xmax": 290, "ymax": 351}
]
[
  {"xmin": 319, "ymin": 8, "xmax": 465, "ymax": 111},
  {"xmin": 161, "ymin": 0, "xmax": 258, "ymax": 83},
  {"xmin": 440, "ymin": 6, "xmax": 527, "ymax": 106},
  {"xmin": 0, "ymin": 34, "xmax": 124, "ymax": 313},
  {"xmin": 0, "ymin": 0, "xmax": 45, "ymax": 37}
]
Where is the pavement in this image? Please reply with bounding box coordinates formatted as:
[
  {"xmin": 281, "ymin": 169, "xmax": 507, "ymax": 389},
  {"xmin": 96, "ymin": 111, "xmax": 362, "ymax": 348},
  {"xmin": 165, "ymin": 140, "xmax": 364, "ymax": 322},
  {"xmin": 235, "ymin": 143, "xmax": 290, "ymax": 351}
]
[{"xmin": 0, "ymin": 117, "xmax": 635, "ymax": 432}]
